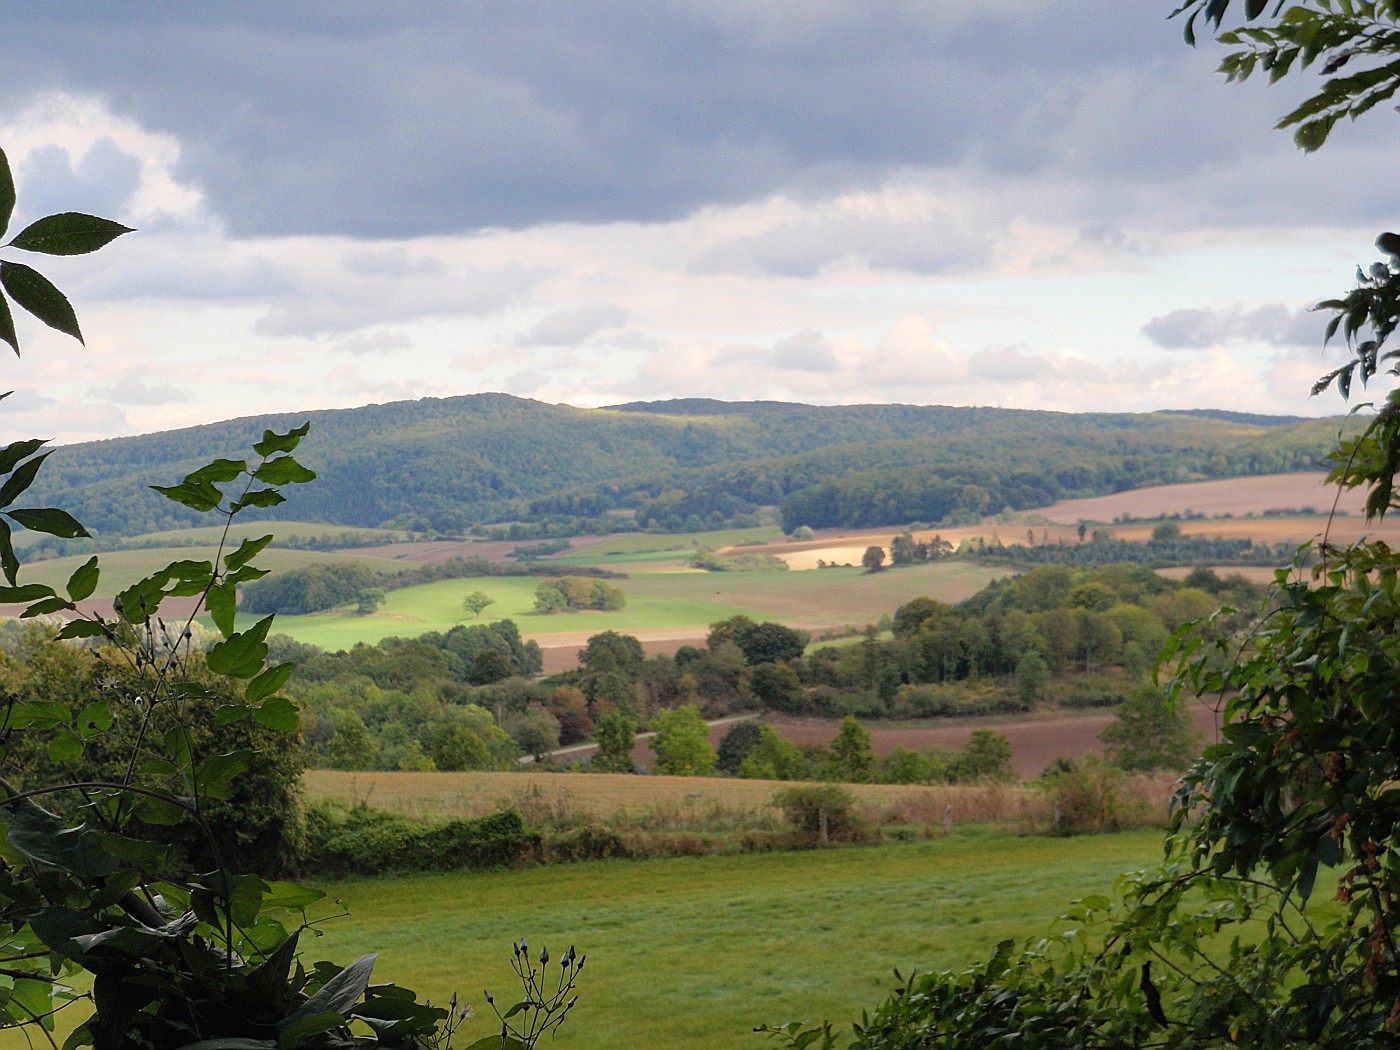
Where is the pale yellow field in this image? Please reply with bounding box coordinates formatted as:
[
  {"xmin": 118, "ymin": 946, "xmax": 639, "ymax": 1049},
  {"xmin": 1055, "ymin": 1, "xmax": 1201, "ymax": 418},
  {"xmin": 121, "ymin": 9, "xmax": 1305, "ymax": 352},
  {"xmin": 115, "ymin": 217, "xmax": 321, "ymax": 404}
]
[{"xmin": 1030, "ymin": 472, "xmax": 1359, "ymax": 523}]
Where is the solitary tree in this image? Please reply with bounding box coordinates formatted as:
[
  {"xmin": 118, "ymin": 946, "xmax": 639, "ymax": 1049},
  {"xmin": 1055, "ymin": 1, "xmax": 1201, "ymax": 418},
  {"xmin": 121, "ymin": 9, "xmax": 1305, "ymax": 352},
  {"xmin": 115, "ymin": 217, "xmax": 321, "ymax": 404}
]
[
  {"xmin": 861, "ymin": 545, "xmax": 886, "ymax": 572},
  {"xmin": 462, "ymin": 589, "xmax": 496, "ymax": 618}
]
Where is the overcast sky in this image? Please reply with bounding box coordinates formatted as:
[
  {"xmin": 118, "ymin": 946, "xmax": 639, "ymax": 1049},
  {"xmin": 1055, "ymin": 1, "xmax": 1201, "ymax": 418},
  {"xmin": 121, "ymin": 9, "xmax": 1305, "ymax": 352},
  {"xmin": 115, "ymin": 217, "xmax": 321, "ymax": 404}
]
[{"xmin": 0, "ymin": 2, "xmax": 1391, "ymax": 443}]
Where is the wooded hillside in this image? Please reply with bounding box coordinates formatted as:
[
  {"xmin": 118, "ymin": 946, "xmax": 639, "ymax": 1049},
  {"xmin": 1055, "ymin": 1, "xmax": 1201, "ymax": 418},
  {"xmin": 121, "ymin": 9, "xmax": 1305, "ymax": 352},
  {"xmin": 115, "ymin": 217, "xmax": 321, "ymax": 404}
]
[{"xmin": 26, "ymin": 395, "xmax": 1352, "ymax": 538}]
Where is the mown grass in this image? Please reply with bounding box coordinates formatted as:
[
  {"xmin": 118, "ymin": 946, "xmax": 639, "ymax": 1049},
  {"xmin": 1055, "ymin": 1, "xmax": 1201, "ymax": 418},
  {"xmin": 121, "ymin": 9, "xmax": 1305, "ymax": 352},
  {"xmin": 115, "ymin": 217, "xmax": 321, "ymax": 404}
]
[
  {"xmin": 270, "ymin": 562, "xmax": 1008, "ymax": 650},
  {"xmin": 272, "ymin": 578, "xmax": 762, "ymax": 649},
  {"xmin": 310, "ymin": 829, "xmax": 1165, "ymax": 1050}
]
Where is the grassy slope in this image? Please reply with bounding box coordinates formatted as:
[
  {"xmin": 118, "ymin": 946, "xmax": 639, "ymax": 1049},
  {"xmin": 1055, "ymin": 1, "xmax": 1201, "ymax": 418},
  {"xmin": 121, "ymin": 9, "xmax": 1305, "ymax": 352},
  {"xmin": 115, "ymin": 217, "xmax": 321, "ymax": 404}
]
[
  {"xmin": 269, "ymin": 562, "xmax": 1008, "ymax": 649},
  {"xmin": 312, "ymin": 830, "xmax": 1163, "ymax": 1050}
]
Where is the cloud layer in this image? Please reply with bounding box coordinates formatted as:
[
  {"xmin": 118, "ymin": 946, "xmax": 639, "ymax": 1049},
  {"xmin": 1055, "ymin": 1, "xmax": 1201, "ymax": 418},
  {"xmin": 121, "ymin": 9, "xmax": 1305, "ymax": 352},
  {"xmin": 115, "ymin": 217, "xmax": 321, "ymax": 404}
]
[{"xmin": 0, "ymin": 5, "xmax": 1389, "ymax": 443}]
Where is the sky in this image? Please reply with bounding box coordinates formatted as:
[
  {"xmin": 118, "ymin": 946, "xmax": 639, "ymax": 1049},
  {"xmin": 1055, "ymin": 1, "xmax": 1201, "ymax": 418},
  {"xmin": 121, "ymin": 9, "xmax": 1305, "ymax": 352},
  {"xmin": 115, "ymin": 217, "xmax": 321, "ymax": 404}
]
[{"xmin": 0, "ymin": 2, "xmax": 1393, "ymax": 444}]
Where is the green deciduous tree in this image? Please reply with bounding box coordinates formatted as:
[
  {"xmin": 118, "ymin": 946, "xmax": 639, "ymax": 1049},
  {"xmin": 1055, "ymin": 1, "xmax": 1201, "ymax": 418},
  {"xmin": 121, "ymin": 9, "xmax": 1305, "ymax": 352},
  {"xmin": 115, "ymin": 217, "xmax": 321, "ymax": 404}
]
[
  {"xmin": 462, "ymin": 589, "xmax": 496, "ymax": 618},
  {"xmin": 1100, "ymin": 683, "xmax": 1202, "ymax": 773},
  {"xmin": 826, "ymin": 716, "xmax": 875, "ymax": 783},
  {"xmin": 738, "ymin": 725, "xmax": 808, "ymax": 781},
  {"xmin": 861, "ymin": 545, "xmax": 885, "ymax": 572},
  {"xmin": 591, "ymin": 710, "xmax": 637, "ymax": 773},
  {"xmin": 650, "ymin": 705, "xmax": 717, "ymax": 776}
]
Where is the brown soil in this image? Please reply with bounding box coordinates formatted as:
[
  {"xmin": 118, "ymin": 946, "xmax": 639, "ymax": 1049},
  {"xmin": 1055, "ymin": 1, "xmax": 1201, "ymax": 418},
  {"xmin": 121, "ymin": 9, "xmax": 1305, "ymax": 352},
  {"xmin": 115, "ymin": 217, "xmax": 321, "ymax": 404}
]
[
  {"xmin": 763, "ymin": 703, "xmax": 1221, "ymax": 779},
  {"xmin": 536, "ymin": 630, "xmax": 714, "ymax": 674}
]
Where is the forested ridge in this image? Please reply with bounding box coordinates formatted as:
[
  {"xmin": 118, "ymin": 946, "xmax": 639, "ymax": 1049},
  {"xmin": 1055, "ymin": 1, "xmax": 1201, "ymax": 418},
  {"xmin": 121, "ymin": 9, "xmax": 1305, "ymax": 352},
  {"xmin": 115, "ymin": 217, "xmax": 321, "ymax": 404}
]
[{"xmin": 25, "ymin": 393, "xmax": 1352, "ymax": 538}]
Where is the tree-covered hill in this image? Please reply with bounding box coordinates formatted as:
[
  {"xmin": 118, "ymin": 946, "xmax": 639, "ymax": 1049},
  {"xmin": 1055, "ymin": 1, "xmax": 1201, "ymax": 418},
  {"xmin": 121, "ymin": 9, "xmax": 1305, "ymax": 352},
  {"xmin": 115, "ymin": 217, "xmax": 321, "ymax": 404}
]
[{"xmin": 24, "ymin": 394, "xmax": 1353, "ymax": 538}]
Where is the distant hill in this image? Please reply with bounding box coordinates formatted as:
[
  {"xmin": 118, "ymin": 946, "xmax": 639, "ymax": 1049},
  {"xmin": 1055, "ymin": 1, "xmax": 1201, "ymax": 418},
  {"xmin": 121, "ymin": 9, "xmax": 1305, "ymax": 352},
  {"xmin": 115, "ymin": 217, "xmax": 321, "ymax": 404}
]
[
  {"xmin": 1156, "ymin": 408, "xmax": 1313, "ymax": 426},
  {"xmin": 23, "ymin": 394, "xmax": 1355, "ymax": 539}
]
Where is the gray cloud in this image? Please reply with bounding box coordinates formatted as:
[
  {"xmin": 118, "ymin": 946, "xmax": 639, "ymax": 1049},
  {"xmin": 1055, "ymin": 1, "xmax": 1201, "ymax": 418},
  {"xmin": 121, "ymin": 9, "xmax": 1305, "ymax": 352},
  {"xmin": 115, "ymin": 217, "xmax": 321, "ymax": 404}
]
[
  {"xmin": 770, "ymin": 330, "xmax": 837, "ymax": 373},
  {"xmin": 13, "ymin": 139, "xmax": 142, "ymax": 227},
  {"xmin": 252, "ymin": 261, "xmax": 543, "ymax": 338},
  {"xmin": 514, "ymin": 301, "xmax": 629, "ymax": 346},
  {"xmin": 1142, "ymin": 304, "xmax": 1325, "ymax": 350},
  {"xmin": 90, "ymin": 377, "xmax": 191, "ymax": 405},
  {"xmin": 0, "ymin": 3, "xmax": 1366, "ymax": 238}
]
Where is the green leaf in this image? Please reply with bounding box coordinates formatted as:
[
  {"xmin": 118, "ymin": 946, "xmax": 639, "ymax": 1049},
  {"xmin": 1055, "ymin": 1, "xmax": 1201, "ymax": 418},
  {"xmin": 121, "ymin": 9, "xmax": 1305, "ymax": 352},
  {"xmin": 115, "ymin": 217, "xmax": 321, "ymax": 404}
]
[
  {"xmin": 246, "ymin": 662, "xmax": 294, "ymax": 703},
  {"xmin": 0, "ymin": 518, "xmax": 17, "ymax": 586},
  {"xmin": 225, "ymin": 534, "xmax": 274, "ymax": 572},
  {"xmin": 461, "ymin": 1037, "xmax": 525, "ymax": 1050},
  {"xmin": 0, "ymin": 146, "xmax": 14, "ymax": 238},
  {"xmin": 8, "ymin": 507, "xmax": 90, "ymax": 539},
  {"xmin": 8, "ymin": 800, "xmax": 119, "ymax": 878},
  {"xmin": 56, "ymin": 618, "xmax": 108, "ymax": 640},
  {"xmin": 206, "ymin": 615, "xmax": 275, "ymax": 678},
  {"xmin": 207, "ymin": 580, "xmax": 236, "ymax": 638},
  {"xmin": 253, "ymin": 422, "xmax": 311, "ymax": 457},
  {"xmin": 8, "ymin": 212, "xmax": 134, "ymax": 256},
  {"xmin": 48, "ymin": 730, "xmax": 83, "ymax": 764},
  {"xmin": 0, "ymin": 438, "xmax": 46, "ymax": 476},
  {"xmin": 195, "ymin": 750, "xmax": 254, "ymax": 801},
  {"xmin": 75, "ymin": 700, "xmax": 112, "ymax": 736},
  {"xmin": 66, "ymin": 557, "xmax": 99, "ymax": 602},
  {"xmin": 279, "ymin": 954, "xmax": 377, "ymax": 1031},
  {"xmin": 275, "ymin": 1011, "xmax": 344, "ymax": 1049},
  {"xmin": 214, "ymin": 703, "xmax": 251, "ymax": 725},
  {"xmin": 150, "ymin": 479, "xmax": 223, "ymax": 512},
  {"xmin": 230, "ymin": 488, "xmax": 285, "ymax": 512},
  {"xmin": 5, "ymin": 699, "xmax": 68, "ymax": 729},
  {"xmin": 185, "ymin": 458, "xmax": 247, "ymax": 485},
  {"xmin": 262, "ymin": 882, "xmax": 326, "ymax": 911},
  {"xmin": 0, "ymin": 261, "xmax": 81, "ymax": 342},
  {"xmin": 0, "ymin": 583, "xmax": 58, "ymax": 603},
  {"xmin": 176, "ymin": 1039, "xmax": 277, "ymax": 1050},
  {"xmin": 0, "ymin": 291, "xmax": 16, "ymax": 356},
  {"xmin": 255, "ymin": 455, "xmax": 316, "ymax": 486},
  {"xmin": 0, "ymin": 449, "xmax": 51, "ymax": 507},
  {"xmin": 21, "ymin": 596, "xmax": 73, "ymax": 617},
  {"xmin": 253, "ymin": 696, "xmax": 299, "ymax": 732}
]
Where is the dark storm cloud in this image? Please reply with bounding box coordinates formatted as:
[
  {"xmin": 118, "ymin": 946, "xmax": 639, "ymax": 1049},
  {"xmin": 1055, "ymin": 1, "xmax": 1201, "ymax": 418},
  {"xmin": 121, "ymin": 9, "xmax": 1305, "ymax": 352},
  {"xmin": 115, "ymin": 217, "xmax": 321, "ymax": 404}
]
[
  {"xmin": 1142, "ymin": 304, "xmax": 1324, "ymax": 350},
  {"xmin": 0, "ymin": 2, "xmax": 1376, "ymax": 238}
]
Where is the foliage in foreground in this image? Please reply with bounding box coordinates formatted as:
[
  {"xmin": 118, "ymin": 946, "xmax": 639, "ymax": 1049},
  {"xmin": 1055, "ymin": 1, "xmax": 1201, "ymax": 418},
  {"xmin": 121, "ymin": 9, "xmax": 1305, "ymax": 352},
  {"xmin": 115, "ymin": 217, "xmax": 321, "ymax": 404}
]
[{"xmin": 0, "ymin": 151, "xmax": 579, "ymax": 1050}]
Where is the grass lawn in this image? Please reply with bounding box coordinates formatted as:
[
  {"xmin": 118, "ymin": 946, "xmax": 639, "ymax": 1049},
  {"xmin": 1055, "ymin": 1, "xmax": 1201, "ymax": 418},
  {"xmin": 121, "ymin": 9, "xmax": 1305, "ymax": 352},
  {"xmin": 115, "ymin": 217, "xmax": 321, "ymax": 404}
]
[
  {"xmin": 269, "ymin": 562, "xmax": 1009, "ymax": 650},
  {"xmin": 310, "ymin": 829, "xmax": 1164, "ymax": 1050}
]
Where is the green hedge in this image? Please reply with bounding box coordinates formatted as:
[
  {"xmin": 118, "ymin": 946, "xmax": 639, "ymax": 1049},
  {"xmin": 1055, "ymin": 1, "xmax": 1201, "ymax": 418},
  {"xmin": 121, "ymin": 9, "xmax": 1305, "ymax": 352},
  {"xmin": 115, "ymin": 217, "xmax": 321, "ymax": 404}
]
[{"xmin": 303, "ymin": 802, "xmax": 540, "ymax": 876}]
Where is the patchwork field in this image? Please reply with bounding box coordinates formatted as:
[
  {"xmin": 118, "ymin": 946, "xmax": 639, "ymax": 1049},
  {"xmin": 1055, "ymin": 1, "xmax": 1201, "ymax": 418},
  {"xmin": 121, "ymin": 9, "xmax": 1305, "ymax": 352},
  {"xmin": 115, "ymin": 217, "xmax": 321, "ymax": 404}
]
[{"xmin": 268, "ymin": 561, "xmax": 1008, "ymax": 653}]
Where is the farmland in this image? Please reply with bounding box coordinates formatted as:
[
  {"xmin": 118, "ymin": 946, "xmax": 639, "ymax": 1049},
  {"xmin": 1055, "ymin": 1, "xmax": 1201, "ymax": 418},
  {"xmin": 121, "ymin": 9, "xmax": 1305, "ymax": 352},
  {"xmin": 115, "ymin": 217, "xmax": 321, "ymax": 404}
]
[
  {"xmin": 304, "ymin": 829, "xmax": 1165, "ymax": 1050},
  {"xmin": 265, "ymin": 560, "xmax": 1009, "ymax": 654}
]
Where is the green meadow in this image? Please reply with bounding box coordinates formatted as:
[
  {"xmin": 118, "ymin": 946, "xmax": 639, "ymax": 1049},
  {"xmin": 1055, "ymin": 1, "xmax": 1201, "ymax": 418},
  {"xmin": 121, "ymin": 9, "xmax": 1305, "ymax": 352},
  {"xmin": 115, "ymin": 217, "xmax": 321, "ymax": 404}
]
[
  {"xmin": 307, "ymin": 829, "xmax": 1163, "ymax": 1050},
  {"xmin": 269, "ymin": 561, "xmax": 1009, "ymax": 649}
]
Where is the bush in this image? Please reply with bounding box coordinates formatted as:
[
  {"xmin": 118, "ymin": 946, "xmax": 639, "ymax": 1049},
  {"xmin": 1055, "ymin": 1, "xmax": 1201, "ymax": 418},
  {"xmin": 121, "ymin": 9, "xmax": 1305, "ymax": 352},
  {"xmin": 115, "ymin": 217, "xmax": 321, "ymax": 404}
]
[
  {"xmin": 772, "ymin": 784, "xmax": 875, "ymax": 844},
  {"xmin": 303, "ymin": 802, "xmax": 539, "ymax": 876},
  {"xmin": 1038, "ymin": 759, "xmax": 1130, "ymax": 835}
]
